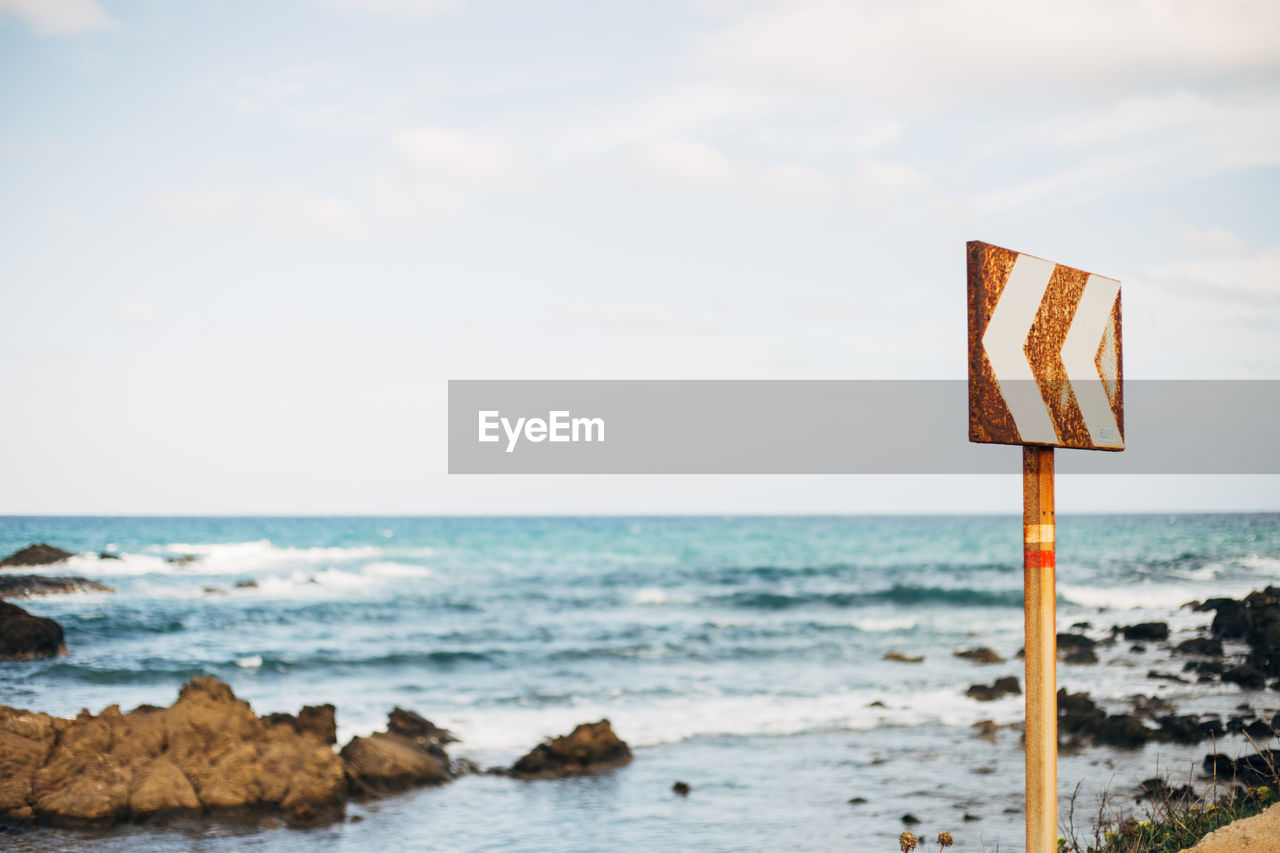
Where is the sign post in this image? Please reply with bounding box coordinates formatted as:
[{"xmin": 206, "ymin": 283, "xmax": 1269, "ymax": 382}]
[
  {"xmin": 1023, "ymin": 446, "xmax": 1056, "ymax": 851},
  {"xmin": 967, "ymin": 241, "xmax": 1123, "ymax": 853}
]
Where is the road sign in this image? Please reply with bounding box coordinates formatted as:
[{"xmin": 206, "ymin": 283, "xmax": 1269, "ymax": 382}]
[
  {"xmin": 968, "ymin": 241, "xmax": 1123, "ymax": 450},
  {"xmin": 967, "ymin": 241, "xmax": 1125, "ymax": 853}
]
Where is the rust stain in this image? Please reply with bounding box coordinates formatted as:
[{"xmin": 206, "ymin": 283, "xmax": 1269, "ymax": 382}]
[
  {"xmin": 1028, "ymin": 264, "xmax": 1090, "ymax": 448},
  {"xmin": 1095, "ymin": 291, "xmax": 1124, "ymax": 442},
  {"xmin": 968, "ymin": 240, "xmax": 1123, "ymax": 452},
  {"xmin": 968, "ymin": 241, "xmax": 1020, "ymax": 445}
]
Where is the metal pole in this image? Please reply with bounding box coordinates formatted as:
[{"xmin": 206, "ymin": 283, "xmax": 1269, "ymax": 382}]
[{"xmin": 1023, "ymin": 445, "xmax": 1057, "ymax": 852}]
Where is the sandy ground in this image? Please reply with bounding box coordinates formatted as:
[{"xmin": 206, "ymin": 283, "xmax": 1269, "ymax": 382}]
[{"xmin": 1181, "ymin": 801, "xmax": 1280, "ymax": 853}]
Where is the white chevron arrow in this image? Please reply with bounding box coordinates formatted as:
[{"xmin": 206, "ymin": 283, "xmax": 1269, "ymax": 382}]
[
  {"xmin": 1061, "ymin": 274, "xmax": 1123, "ymax": 448},
  {"xmin": 982, "ymin": 254, "xmax": 1059, "ymax": 444}
]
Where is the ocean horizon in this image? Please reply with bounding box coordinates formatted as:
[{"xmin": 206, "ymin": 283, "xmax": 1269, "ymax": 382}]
[{"xmin": 3, "ymin": 512, "xmax": 1278, "ymax": 851}]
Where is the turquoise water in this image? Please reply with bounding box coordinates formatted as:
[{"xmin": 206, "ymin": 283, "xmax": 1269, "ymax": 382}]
[{"xmin": 2, "ymin": 514, "xmax": 1278, "ymax": 851}]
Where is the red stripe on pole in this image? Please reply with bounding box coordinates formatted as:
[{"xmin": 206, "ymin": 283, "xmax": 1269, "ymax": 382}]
[{"xmin": 1023, "ymin": 547, "xmax": 1056, "ymax": 569}]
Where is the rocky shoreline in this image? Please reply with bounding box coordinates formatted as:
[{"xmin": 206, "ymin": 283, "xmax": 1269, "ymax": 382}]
[
  {"xmin": 2, "ymin": 539, "xmax": 1278, "ymax": 840},
  {"xmin": 0, "ymin": 676, "xmax": 630, "ymax": 830},
  {"xmin": 0, "ymin": 542, "xmax": 115, "ymax": 660}
]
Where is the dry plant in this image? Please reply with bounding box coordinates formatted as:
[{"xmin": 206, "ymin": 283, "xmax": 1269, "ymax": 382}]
[{"xmin": 1057, "ymin": 732, "xmax": 1280, "ymax": 853}]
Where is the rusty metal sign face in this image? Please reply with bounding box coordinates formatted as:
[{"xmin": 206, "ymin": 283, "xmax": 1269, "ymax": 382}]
[{"xmin": 968, "ymin": 241, "xmax": 1123, "ymax": 451}]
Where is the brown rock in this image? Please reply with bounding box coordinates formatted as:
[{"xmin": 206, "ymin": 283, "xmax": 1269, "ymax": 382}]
[
  {"xmin": 0, "ymin": 708, "xmax": 61, "ymax": 821},
  {"xmin": 340, "ymin": 732, "xmax": 452, "ymax": 795},
  {"xmin": 883, "ymin": 652, "xmax": 924, "ymax": 663},
  {"xmin": 0, "ymin": 544, "xmax": 74, "ymax": 568},
  {"xmin": 1121, "ymin": 622, "xmax": 1169, "ymax": 642},
  {"xmin": 128, "ymin": 758, "xmax": 200, "ymax": 816},
  {"xmin": 954, "ymin": 647, "xmax": 1004, "ymax": 664},
  {"xmin": 387, "ymin": 707, "xmax": 453, "ymax": 742},
  {"xmin": 280, "ymin": 746, "xmax": 346, "ymax": 825},
  {"xmin": 263, "ymin": 704, "xmax": 337, "ymax": 745},
  {"xmin": 0, "ymin": 600, "xmax": 66, "ymax": 660},
  {"xmin": 0, "ymin": 676, "xmax": 347, "ymax": 827},
  {"xmin": 510, "ymin": 720, "xmax": 632, "ymax": 779},
  {"xmin": 966, "ymin": 676, "xmax": 1021, "ymax": 702},
  {"xmin": 0, "ymin": 575, "xmax": 113, "ymax": 598}
]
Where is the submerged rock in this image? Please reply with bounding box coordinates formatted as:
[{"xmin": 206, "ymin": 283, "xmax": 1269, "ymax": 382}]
[
  {"xmin": 1203, "ymin": 749, "xmax": 1280, "ymax": 786},
  {"xmin": 1175, "ymin": 637, "xmax": 1224, "ymax": 657},
  {"xmin": 1121, "ymin": 622, "xmax": 1169, "ymax": 642},
  {"xmin": 0, "ymin": 601, "xmax": 66, "ymax": 660},
  {"xmin": 0, "ymin": 575, "xmax": 113, "ymax": 599},
  {"xmin": 1063, "ymin": 647, "xmax": 1099, "ymax": 665},
  {"xmin": 954, "ymin": 647, "xmax": 1003, "ymax": 665},
  {"xmin": 1222, "ymin": 663, "xmax": 1267, "ymax": 690},
  {"xmin": 0, "ymin": 677, "xmax": 345, "ymax": 827},
  {"xmin": 1093, "ymin": 714, "xmax": 1152, "ymax": 749},
  {"xmin": 509, "ymin": 720, "xmax": 632, "ymax": 779},
  {"xmin": 0, "ymin": 544, "xmax": 74, "ymax": 569},
  {"xmin": 965, "ymin": 676, "xmax": 1020, "ymax": 702},
  {"xmin": 883, "ymin": 652, "xmax": 924, "ymax": 663}
]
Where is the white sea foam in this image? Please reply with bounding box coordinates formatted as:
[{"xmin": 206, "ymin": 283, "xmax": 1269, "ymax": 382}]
[
  {"xmin": 385, "ymin": 686, "xmax": 1026, "ymax": 760},
  {"xmin": 848, "ymin": 616, "xmax": 919, "ymax": 632},
  {"xmin": 246, "ymin": 563, "xmax": 434, "ymax": 598},
  {"xmin": 1239, "ymin": 554, "xmax": 1280, "ymax": 575},
  {"xmin": 630, "ymin": 587, "xmax": 693, "ymax": 605},
  {"xmin": 236, "ymin": 655, "xmax": 263, "ymax": 669},
  {"xmin": 362, "ymin": 561, "xmax": 432, "ymax": 579},
  {"xmin": 1059, "ymin": 581, "xmax": 1257, "ymax": 611},
  {"xmin": 62, "ymin": 541, "xmax": 436, "ymax": 578},
  {"xmin": 61, "ymin": 553, "xmax": 172, "ymax": 576}
]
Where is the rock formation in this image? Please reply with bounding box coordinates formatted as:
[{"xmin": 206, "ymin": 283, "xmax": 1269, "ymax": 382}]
[
  {"xmin": 509, "ymin": 720, "xmax": 632, "ymax": 779},
  {"xmin": 0, "ymin": 576, "xmax": 113, "ymax": 598},
  {"xmin": 340, "ymin": 708, "xmax": 456, "ymax": 795},
  {"xmin": 0, "ymin": 677, "xmax": 345, "ymax": 827},
  {"xmin": 0, "ymin": 544, "xmax": 74, "ymax": 569},
  {"xmin": 0, "ymin": 601, "xmax": 66, "ymax": 660}
]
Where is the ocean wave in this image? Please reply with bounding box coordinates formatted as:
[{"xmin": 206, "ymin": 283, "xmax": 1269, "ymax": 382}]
[
  {"xmin": 630, "ymin": 586, "xmax": 694, "ymax": 606},
  {"xmin": 31, "ymin": 662, "xmax": 214, "ymax": 686},
  {"xmin": 717, "ymin": 584, "xmax": 1024, "ymax": 610},
  {"xmin": 227, "ymin": 649, "xmax": 499, "ymax": 673},
  {"xmin": 67, "ymin": 541, "xmax": 438, "ymax": 577},
  {"xmin": 249, "ymin": 564, "xmax": 432, "ymax": 597},
  {"xmin": 426, "ymin": 686, "xmax": 1025, "ymax": 758},
  {"xmin": 1057, "ymin": 581, "xmax": 1260, "ymax": 611}
]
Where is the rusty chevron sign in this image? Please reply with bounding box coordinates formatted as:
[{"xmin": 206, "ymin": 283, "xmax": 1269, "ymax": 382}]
[{"xmin": 968, "ymin": 241, "xmax": 1123, "ymax": 451}]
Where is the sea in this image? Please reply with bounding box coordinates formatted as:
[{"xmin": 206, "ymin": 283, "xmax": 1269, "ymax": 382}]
[{"xmin": 1, "ymin": 514, "xmax": 1278, "ymax": 852}]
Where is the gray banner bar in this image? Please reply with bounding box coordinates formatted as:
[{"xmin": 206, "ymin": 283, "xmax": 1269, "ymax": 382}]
[{"xmin": 447, "ymin": 380, "xmax": 1280, "ymax": 474}]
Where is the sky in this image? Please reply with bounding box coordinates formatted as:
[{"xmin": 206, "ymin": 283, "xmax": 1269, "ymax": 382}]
[{"xmin": 1, "ymin": 0, "xmax": 1277, "ymax": 515}]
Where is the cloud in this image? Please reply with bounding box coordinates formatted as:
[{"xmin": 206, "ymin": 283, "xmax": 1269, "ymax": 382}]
[
  {"xmin": 634, "ymin": 138, "xmax": 930, "ymax": 208},
  {"xmin": 561, "ymin": 305, "xmax": 718, "ymax": 335},
  {"xmin": 153, "ymin": 187, "xmax": 364, "ymax": 238},
  {"xmin": 112, "ymin": 298, "xmax": 164, "ymax": 330},
  {"xmin": 310, "ymin": 0, "xmax": 459, "ymax": 19},
  {"xmin": 155, "ymin": 127, "xmax": 534, "ymax": 235},
  {"xmin": 636, "ymin": 138, "xmax": 837, "ymax": 203},
  {"xmin": 849, "ymin": 159, "xmax": 930, "ymax": 205},
  {"xmin": 0, "ymin": 0, "xmax": 115, "ymax": 34},
  {"xmin": 1159, "ymin": 217, "xmax": 1247, "ymax": 254},
  {"xmin": 697, "ymin": 0, "xmax": 1280, "ymax": 100},
  {"xmin": 967, "ymin": 92, "xmax": 1280, "ymax": 215},
  {"xmin": 1138, "ymin": 250, "xmax": 1280, "ymax": 308},
  {"xmin": 368, "ymin": 126, "xmax": 535, "ymax": 223}
]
